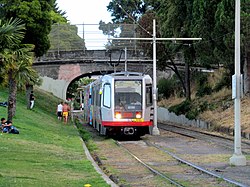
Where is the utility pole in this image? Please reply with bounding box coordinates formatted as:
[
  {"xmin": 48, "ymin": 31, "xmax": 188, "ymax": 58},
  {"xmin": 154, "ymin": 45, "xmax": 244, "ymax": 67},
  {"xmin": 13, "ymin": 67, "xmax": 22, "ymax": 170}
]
[
  {"xmin": 83, "ymin": 22, "xmax": 85, "ymax": 54},
  {"xmin": 230, "ymin": 0, "xmax": 246, "ymax": 166},
  {"xmin": 109, "ymin": 19, "xmax": 201, "ymax": 135},
  {"xmin": 152, "ymin": 19, "xmax": 160, "ymax": 135},
  {"xmin": 57, "ymin": 23, "xmax": 60, "ymax": 57},
  {"xmin": 125, "ymin": 47, "xmax": 127, "ymax": 72}
]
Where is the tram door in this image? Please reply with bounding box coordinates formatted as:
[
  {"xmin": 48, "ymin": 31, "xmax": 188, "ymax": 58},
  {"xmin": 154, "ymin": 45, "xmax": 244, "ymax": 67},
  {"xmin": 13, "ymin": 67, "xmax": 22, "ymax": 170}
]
[{"xmin": 99, "ymin": 83, "xmax": 111, "ymax": 134}]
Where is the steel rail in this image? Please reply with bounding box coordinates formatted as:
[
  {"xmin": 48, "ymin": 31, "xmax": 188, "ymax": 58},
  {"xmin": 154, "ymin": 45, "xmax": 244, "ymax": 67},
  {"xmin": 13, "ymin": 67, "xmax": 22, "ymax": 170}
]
[
  {"xmin": 148, "ymin": 141, "xmax": 247, "ymax": 187},
  {"xmin": 159, "ymin": 123, "xmax": 250, "ymax": 154},
  {"xmin": 116, "ymin": 141, "xmax": 184, "ymax": 187},
  {"xmin": 159, "ymin": 124, "xmax": 234, "ymax": 151},
  {"xmin": 160, "ymin": 122, "xmax": 250, "ymax": 145}
]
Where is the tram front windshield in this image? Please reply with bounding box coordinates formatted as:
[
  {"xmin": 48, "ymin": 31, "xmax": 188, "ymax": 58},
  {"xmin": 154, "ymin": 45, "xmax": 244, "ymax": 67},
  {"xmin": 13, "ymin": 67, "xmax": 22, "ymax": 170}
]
[{"xmin": 115, "ymin": 80, "xmax": 142, "ymax": 110}]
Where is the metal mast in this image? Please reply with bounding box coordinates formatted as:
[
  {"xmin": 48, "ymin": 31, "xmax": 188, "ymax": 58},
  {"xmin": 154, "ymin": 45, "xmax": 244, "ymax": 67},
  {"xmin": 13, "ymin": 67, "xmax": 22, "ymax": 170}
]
[{"xmin": 230, "ymin": 0, "xmax": 246, "ymax": 166}]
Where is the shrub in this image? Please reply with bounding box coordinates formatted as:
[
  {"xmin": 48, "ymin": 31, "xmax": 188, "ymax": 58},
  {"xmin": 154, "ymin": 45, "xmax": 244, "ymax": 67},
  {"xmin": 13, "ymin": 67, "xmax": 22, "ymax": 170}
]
[
  {"xmin": 196, "ymin": 74, "xmax": 212, "ymax": 97},
  {"xmin": 214, "ymin": 71, "xmax": 231, "ymax": 92},
  {"xmin": 168, "ymin": 99, "xmax": 210, "ymax": 120},
  {"xmin": 186, "ymin": 109, "xmax": 199, "ymax": 120},
  {"xmin": 158, "ymin": 77, "xmax": 178, "ymax": 99},
  {"xmin": 169, "ymin": 99, "xmax": 192, "ymax": 116},
  {"xmin": 196, "ymin": 84, "xmax": 212, "ymax": 97}
]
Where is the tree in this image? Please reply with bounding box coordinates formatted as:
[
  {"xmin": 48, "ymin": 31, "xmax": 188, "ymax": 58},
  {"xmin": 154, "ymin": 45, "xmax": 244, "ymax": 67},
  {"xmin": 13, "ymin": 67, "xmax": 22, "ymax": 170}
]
[
  {"xmin": 156, "ymin": 0, "xmax": 196, "ymax": 100},
  {"xmin": 137, "ymin": 10, "xmax": 188, "ymax": 97},
  {"xmin": 242, "ymin": 1, "xmax": 250, "ymax": 93},
  {"xmin": 51, "ymin": 2, "xmax": 67, "ymax": 23},
  {"xmin": 191, "ymin": 0, "xmax": 221, "ymax": 68},
  {"xmin": 213, "ymin": 1, "xmax": 235, "ymax": 74},
  {"xmin": 104, "ymin": 0, "xmax": 194, "ymax": 99},
  {"xmin": 191, "ymin": 1, "xmax": 246, "ymax": 91},
  {"xmin": 0, "ymin": 0, "xmax": 56, "ymax": 57},
  {"xmin": 49, "ymin": 23, "xmax": 86, "ymax": 51},
  {"xmin": 67, "ymin": 77, "xmax": 94, "ymax": 100},
  {"xmin": 0, "ymin": 18, "xmax": 26, "ymax": 85},
  {"xmin": 0, "ymin": 18, "xmax": 25, "ymax": 52},
  {"xmin": 102, "ymin": 0, "xmax": 150, "ymax": 51},
  {"xmin": 104, "ymin": 0, "xmax": 250, "ymax": 99},
  {"xmin": 0, "ymin": 18, "xmax": 39, "ymax": 121},
  {"xmin": 107, "ymin": 0, "xmax": 148, "ymax": 23},
  {"xmin": 151, "ymin": 0, "xmax": 238, "ymax": 98},
  {"xmin": 2, "ymin": 46, "xmax": 39, "ymax": 120}
]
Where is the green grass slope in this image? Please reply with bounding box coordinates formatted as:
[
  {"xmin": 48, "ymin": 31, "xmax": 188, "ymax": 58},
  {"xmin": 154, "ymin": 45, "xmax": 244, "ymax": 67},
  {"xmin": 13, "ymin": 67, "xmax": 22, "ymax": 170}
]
[{"xmin": 0, "ymin": 87, "xmax": 109, "ymax": 187}]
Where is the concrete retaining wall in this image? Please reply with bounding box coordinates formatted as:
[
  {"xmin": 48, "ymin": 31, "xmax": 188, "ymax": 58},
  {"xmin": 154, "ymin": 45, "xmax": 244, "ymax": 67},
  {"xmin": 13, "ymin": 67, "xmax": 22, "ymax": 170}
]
[
  {"xmin": 157, "ymin": 107, "xmax": 210, "ymax": 130},
  {"xmin": 157, "ymin": 107, "xmax": 250, "ymax": 140}
]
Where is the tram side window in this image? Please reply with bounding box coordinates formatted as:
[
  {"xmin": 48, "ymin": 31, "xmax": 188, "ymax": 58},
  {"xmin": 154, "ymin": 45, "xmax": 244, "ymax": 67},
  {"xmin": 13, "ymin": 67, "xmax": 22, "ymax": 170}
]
[
  {"xmin": 146, "ymin": 84, "xmax": 152, "ymax": 106},
  {"xmin": 96, "ymin": 85, "xmax": 101, "ymax": 106},
  {"xmin": 103, "ymin": 84, "xmax": 111, "ymax": 108},
  {"xmin": 90, "ymin": 89, "xmax": 93, "ymax": 105}
]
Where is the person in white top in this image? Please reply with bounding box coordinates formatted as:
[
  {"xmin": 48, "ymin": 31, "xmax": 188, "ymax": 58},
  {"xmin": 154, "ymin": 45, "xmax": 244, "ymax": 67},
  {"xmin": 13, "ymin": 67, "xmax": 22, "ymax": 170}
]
[{"xmin": 57, "ymin": 102, "xmax": 63, "ymax": 120}]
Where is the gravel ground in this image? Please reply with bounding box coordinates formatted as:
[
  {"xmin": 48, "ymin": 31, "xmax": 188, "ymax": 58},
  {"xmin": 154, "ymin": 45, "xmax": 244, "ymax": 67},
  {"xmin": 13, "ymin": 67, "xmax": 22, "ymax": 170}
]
[
  {"xmin": 75, "ymin": 113, "xmax": 250, "ymax": 187},
  {"xmin": 147, "ymin": 126, "xmax": 250, "ymax": 186}
]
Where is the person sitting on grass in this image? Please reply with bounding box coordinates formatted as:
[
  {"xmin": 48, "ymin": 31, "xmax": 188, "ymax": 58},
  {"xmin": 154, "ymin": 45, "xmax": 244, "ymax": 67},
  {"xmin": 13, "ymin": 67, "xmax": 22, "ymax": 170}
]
[{"xmin": 1, "ymin": 118, "xmax": 19, "ymax": 134}]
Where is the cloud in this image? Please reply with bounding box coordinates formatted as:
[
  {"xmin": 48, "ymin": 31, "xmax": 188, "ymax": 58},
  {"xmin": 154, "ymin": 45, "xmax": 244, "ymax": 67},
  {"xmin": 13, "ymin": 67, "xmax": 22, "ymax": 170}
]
[
  {"xmin": 57, "ymin": 0, "xmax": 112, "ymax": 24},
  {"xmin": 56, "ymin": 0, "xmax": 112, "ymax": 49}
]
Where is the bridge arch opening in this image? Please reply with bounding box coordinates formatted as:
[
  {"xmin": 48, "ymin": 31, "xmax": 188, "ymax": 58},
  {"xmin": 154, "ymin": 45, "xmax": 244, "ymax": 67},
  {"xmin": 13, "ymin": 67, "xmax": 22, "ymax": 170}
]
[{"xmin": 66, "ymin": 70, "xmax": 115, "ymax": 106}]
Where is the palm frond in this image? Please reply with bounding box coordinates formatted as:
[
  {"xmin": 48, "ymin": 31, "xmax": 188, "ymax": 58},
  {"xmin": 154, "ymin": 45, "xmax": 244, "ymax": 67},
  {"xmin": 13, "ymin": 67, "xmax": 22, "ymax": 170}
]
[{"xmin": 0, "ymin": 18, "xmax": 26, "ymax": 50}]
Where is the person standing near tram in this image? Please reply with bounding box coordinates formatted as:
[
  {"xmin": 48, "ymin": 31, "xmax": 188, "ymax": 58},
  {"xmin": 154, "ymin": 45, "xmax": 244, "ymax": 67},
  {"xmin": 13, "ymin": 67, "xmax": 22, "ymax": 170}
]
[
  {"xmin": 57, "ymin": 102, "xmax": 63, "ymax": 120},
  {"xmin": 29, "ymin": 91, "xmax": 35, "ymax": 109},
  {"xmin": 62, "ymin": 102, "xmax": 71, "ymax": 124}
]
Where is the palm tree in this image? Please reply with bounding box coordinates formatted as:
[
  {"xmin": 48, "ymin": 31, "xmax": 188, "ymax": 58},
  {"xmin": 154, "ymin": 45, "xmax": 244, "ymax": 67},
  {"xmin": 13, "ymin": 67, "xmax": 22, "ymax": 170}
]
[
  {"xmin": 1, "ymin": 45, "xmax": 39, "ymax": 120},
  {"xmin": 0, "ymin": 18, "xmax": 25, "ymax": 84},
  {"xmin": 0, "ymin": 18, "xmax": 39, "ymax": 121},
  {"xmin": 0, "ymin": 18, "xmax": 25, "ymax": 51}
]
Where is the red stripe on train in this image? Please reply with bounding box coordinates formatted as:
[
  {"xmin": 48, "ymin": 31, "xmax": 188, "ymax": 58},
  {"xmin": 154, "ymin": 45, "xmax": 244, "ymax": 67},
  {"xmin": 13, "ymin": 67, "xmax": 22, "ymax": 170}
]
[{"xmin": 102, "ymin": 121, "xmax": 153, "ymax": 127}]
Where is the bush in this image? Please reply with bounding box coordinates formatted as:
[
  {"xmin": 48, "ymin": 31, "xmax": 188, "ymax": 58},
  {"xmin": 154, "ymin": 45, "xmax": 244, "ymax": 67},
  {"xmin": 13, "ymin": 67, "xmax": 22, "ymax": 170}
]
[
  {"xmin": 158, "ymin": 77, "xmax": 178, "ymax": 99},
  {"xmin": 169, "ymin": 99, "xmax": 192, "ymax": 116},
  {"xmin": 213, "ymin": 71, "xmax": 231, "ymax": 92},
  {"xmin": 196, "ymin": 74, "xmax": 212, "ymax": 97},
  {"xmin": 168, "ymin": 99, "xmax": 210, "ymax": 120},
  {"xmin": 186, "ymin": 109, "xmax": 199, "ymax": 120},
  {"xmin": 196, "ymin": 84, "xmax": 212, "ymax": 97}
]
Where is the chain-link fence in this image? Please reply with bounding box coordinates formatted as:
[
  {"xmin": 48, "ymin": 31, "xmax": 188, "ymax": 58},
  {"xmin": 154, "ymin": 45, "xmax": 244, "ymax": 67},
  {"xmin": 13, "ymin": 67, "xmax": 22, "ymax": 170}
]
[{"xmin": 48, "ymin": 23, "xmax": 153, "ymax": 55}]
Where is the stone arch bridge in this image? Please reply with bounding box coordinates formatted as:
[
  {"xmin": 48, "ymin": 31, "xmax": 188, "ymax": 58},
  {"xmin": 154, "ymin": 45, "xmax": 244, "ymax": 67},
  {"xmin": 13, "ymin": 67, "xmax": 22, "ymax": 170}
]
[{"xmin": 33, "ymin": 49, "xmax": 153, "ymax": 100}]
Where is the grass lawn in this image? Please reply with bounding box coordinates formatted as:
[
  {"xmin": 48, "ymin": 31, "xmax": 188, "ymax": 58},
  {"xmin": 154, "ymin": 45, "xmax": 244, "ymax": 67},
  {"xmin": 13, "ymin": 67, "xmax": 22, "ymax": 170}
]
[{"xmin": 0, "ymin": 87, "xmax": 110, "ymax": 187}]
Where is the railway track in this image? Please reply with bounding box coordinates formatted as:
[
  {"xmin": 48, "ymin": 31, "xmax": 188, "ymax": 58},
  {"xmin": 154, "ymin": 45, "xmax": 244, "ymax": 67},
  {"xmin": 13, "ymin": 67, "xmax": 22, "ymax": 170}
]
[
  {"xmin": 158, "ymin": 122, "xmax": 250, "ymax": 155},
  {"xmin": 116, "ymin": 141, "xmax": 184, "ymax": 187},
  {"xmin": 117, "ymin": 139, "xmax": 246, "ymax": 187},
  {"xmin": 75, "ymin": 115, "xmax": 250, "ymax": 186}
]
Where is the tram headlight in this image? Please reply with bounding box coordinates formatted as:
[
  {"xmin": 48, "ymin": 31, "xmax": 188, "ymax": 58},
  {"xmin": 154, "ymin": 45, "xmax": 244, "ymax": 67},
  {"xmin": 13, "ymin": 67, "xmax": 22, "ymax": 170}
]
[
  {"xmin": 115, "ymin": 112, "xmax": 122, "ymax": 119},
  {"xmin": 135, "ymin": 112, "xmax": 142, "ymax": 119}
]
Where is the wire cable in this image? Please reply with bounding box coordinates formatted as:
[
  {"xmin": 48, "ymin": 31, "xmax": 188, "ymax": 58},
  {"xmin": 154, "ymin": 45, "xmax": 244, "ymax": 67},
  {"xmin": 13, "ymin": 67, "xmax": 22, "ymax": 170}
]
[{"xmin": 115, "ymin": 1, "xmax": 153, "ymax": 36}]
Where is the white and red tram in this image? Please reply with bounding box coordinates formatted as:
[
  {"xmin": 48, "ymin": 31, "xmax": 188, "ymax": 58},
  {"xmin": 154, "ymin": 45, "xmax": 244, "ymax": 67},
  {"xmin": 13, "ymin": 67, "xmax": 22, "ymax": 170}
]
[{"xmin": 83, "ymin": 72, "xmax": 153, "ymax": 137}]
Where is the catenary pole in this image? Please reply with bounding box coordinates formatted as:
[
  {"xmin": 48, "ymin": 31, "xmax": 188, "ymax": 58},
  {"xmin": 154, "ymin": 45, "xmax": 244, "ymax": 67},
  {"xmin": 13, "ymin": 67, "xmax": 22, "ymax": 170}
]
[
  {"xmin": 83, "ymin": 22, "xmax": 85, "ymax": 54},
  {"xmin": 152, "ymin": 19, "xmax": 160, "ymax": 135},
  {"xmin": 108, "ymin": 19, "xmax": 202, "ymax": 135},
  {"xmin": 230, "ymin": 0, "xmax": 246, "ymax": 166},
  {"xmin": 125, "ymin": 47, "xmax": 127, "ymax": 72}
]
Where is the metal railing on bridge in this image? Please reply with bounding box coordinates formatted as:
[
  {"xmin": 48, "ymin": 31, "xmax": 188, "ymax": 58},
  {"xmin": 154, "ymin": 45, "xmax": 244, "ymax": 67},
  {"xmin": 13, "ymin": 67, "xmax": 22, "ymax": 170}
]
[{"xmin": 37, "ymin": 22, "xmax": 154, "ymax": 62}]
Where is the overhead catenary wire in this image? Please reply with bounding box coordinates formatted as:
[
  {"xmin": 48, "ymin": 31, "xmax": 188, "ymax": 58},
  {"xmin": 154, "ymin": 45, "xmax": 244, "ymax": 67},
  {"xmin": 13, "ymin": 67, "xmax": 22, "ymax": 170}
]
[
  {"xmin": 114, "ymin": 0, "xmax": 248, "ymax": 48},
  {"xmin": 54, "ymin": 1, "xmax": 246, "ymax": 50},
  {"xmin": 115, "ymin": 1, "xmax": 153, "ymax": 37},
  {"xmin": 57, "ymin": 0, "xmax": 249, "ymax": 49}
]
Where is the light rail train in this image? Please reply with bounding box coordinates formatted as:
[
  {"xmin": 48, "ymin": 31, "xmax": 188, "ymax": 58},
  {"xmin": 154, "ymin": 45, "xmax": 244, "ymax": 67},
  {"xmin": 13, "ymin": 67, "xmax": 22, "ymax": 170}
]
[{"xmin": 83, "ymin": 71, "xmax": 153, "ymax": 137}]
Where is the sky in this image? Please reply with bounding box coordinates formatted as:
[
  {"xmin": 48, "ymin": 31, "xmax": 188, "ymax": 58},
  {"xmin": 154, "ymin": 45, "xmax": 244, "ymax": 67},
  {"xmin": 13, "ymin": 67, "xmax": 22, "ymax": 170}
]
[{"xmin": 56, "ymin": 0, "xmax": 113, "ymax": 49}]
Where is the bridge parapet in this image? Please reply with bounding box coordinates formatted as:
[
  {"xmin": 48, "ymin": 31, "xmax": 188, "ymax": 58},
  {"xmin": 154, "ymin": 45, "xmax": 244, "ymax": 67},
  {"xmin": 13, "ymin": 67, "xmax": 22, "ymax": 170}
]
[
  {"xmin": 33, "ymin": 49, "xmax": 156, "ymax": 100},
  {"xmin": 36, "ymin": 49, "xmax": 151, "ymax": 62}
]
